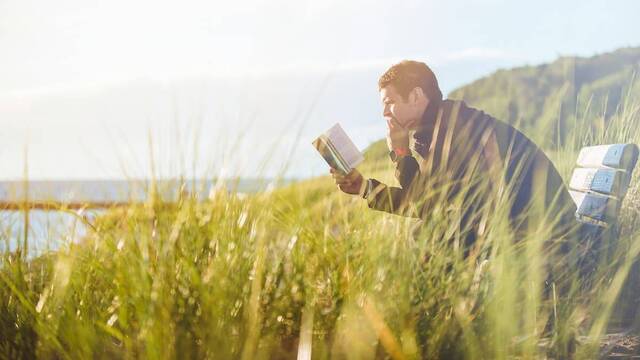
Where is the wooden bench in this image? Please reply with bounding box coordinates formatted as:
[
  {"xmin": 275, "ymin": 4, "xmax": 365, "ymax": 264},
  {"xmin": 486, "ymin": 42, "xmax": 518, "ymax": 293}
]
[{"xmin": 569, "ymin": 143, "xmax": 639, "ymax": 227}]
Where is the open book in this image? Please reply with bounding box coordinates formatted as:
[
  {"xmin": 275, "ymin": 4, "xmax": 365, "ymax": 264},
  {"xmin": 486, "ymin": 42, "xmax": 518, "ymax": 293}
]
[{"xmin": 312, "ymin": 123, "xmax": 364, "ymax": 175}]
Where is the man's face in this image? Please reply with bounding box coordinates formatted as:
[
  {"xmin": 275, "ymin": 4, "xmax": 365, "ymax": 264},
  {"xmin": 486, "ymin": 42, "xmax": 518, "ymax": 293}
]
[{"xmin": 380, "ymin": 85, "xmax": 423, "ymax": 130}]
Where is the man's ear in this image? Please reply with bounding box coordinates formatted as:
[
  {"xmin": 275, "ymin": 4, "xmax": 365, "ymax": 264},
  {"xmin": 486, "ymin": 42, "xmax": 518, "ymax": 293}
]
[{"xmin": 410, "ymin": 87, "xmax": 426, "ymax": 104}]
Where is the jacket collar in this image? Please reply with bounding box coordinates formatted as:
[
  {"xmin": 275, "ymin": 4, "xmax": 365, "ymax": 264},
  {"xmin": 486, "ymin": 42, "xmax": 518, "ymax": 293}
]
[{"xmin": 413, "ymin": 98, "xmax": 444, "ymax": 157}]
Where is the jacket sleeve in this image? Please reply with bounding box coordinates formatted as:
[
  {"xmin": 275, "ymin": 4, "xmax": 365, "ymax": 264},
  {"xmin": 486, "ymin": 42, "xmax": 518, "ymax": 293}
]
[{"xmin": 365, "ymin": 155, "xmax": 422, "ymax": 217}]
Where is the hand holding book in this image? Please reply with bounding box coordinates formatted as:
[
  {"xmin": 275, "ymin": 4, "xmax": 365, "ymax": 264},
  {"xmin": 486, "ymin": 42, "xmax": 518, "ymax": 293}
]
[
  {"xmin": 330, "ymin": 167, "xmax": 365, "ymax": 195},
  {"xmin": 313, "ymin": 123, "xmax": 367, "ymax": 196}
]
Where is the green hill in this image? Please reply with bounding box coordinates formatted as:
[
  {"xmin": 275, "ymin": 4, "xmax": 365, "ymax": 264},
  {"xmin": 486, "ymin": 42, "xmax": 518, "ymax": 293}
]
[{"xmin": 448, "ymin": 46, "xmax": 640, "ymax": 147}]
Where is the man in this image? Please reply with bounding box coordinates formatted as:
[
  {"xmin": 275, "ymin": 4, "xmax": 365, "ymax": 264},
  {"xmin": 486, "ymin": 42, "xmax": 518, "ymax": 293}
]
[
  {"xmin": 331, "ymin": 60, "xmax": 591, "ymax": 358},
  {"xmin": 331, "ymin": 60, "xmax": 579, "ymax": 259}
]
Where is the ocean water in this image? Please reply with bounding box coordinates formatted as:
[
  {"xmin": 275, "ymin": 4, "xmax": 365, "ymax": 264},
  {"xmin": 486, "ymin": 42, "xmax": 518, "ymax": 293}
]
[
  {"xmin": 0, "ymin": 179, "xmax": 284, "ymax": 256},
  {"xmin": 0, "ymin": 209, "xmax": 101, "ymax": 255}
]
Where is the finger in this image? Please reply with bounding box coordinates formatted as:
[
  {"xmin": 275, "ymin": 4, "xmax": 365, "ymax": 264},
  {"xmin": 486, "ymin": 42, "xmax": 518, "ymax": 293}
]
[
  {"xmin": 337, "ymin": 176, "xmax": 352, "ymax": 185},
  {"xmin": 338, "ymin": 184, "xmax": 352, "ymax": 193},
  {"xmin": 335, "ymin": 178, "xmax": 351, "ymax": 186}
]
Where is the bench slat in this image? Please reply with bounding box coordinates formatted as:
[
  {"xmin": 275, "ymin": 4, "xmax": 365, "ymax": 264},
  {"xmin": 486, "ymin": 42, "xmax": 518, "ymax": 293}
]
[
  {"xmin": 569, "ymin": 168, "xmax": 628, "ymax": 197},
  {"xmin": 576, "ymin": 144, "xmax": 639, "ymax": 171},
  {"xmin": 569, "ymin": 190, "xmax": 620, "ymax": 225}
]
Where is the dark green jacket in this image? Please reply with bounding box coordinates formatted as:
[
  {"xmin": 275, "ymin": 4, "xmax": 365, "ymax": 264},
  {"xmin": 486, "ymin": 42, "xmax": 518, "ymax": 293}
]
[{"xmin": 366, "ymin": 99, "xmax": 577, "ymax": 248}]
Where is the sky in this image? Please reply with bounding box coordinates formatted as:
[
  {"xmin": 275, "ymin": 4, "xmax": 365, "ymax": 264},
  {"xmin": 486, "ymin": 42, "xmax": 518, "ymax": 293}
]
[{"xmin": 0, "ymin": 0, "xmax": 639, "ymax": 180}]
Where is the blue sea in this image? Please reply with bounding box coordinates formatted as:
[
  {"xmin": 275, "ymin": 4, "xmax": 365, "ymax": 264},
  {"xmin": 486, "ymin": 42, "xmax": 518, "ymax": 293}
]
[{"xmin": 0, "ymin": 179, "xmax": 285, "ymax": 257}]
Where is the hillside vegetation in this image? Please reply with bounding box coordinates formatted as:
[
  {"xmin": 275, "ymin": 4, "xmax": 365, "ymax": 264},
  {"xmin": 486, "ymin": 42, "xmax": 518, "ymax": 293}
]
[{"xmin": 449, "ymin": 46, "xmax": 640, "ymax": 148}]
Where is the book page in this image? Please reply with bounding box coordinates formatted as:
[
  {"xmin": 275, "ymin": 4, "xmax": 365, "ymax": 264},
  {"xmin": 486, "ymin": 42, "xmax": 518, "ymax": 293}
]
[{"xmin": 325, "ymin": 123, "xmax": 364, "ymax": 169}]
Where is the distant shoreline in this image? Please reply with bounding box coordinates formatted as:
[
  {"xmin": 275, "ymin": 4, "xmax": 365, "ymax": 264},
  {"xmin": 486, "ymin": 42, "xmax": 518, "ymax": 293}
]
[{"xmin": 0, "ymin": 178, "xmax": 297, "ymax": 205}]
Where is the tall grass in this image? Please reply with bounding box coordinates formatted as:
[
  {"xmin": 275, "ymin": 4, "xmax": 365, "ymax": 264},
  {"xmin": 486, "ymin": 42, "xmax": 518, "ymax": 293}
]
[{"xmin": 1, "ymin": 93, "xmax": 639, "ymax": 359}]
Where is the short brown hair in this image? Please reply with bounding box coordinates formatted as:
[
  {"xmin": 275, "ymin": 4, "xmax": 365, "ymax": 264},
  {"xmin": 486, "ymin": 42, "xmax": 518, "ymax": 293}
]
[{"xmin": 378, "ymin": 60, "xmax": 442, "ymax": 103}]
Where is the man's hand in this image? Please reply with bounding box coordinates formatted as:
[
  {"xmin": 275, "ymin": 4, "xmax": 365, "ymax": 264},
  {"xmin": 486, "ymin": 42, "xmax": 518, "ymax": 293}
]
[
  {"xmin": 330, "ymin": 168, "xmax": 365, "ymax": 195},
  {"xmin": 386, "ymin": 118, "xmax": 411, "ymax": 152}
]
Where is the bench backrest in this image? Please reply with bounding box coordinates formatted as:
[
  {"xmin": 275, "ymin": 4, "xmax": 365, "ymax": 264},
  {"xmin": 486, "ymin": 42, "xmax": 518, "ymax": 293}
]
[{"xmin": 569, "ymin": 144, "xmax": 639, "ymax": 227}]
